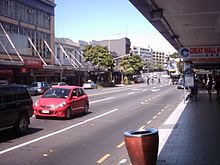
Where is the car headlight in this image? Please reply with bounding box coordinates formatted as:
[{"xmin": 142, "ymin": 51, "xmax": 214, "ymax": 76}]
[
  {"xmin": 34, "ymin": 100, "xmax": 38, "ymax": 106},
  {"xmin": 55, "ymin": 101, "xmax": 66, "ymax": 109}
]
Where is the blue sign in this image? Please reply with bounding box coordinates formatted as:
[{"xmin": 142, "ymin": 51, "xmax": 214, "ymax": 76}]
[{"xmin": 180, "ymin": 48, "xmax": 189, "ymax": 58}]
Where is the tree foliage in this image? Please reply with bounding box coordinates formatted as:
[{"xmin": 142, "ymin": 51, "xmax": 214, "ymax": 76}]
[
  {"xmin": 120, "ymin": 55, "xmax": 144, "ymax": 76},
  {"xmin": 82, "ymin": 45, "xmax": 115, "ymax": 70},
  {"xmin": 169, "ymin": 52, "xmax": 178, "ymax": 59}
]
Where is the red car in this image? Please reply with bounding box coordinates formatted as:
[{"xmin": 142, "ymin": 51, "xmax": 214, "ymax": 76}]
[{"xmin": 34, "ymin": 86, "xmax": 89, "ymax": 119}]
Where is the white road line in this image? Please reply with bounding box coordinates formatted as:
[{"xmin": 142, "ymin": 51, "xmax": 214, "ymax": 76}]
[
  {"xmin": 128, "ymin": 92, "xmax": 134, "ymax": 95},
  {"xmin": 158, "ymin": 100, "xmax": 187, "ymax": 155},
  {"xmin": 0, "ymin": 108, "xmax": 119, "ymax": 155},
  {"xmin": 90, "ymin": 97, "xmax": 114, "ymax": 104}
]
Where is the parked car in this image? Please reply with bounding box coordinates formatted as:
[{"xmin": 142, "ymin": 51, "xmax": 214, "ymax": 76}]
[
  {"xmin": 0, "ymin": 84, "xmax": 34, "ymax": 134},
  {"xmin": 83, "ymin": 80, "xmax": 97, "ymax": 89},
  {"xmin": 31, "ymin": 82, "xmax": 50, "ymax": 94},
  {"xmin": 22, "ymin": 85, "xmax": 38, "ymax": 96},
  {"xmin": 50, "ymin": 82, "xmax": 68, "ymax": 87},
  {"xmin": 33, "ymin": 86, "xmax": 89, "ymax": 119},
  {"xmin": 134, "ymin": 77, "xmax": 145, "ymax": 83}
]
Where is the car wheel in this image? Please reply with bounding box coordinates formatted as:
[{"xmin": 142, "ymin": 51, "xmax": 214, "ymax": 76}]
[
  {"xmin": 65, "ymin": 108, "xmax": 72, "ymax": 120},
  {"xmin": 14, "ymin": 114, "xmax": 29, "ymax": 135},
  {"xmin": 83, "ymin": 104, "xmax": 89, "ymax": 115}
]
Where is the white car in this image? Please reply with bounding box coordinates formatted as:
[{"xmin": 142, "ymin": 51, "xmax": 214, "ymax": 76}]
[
  {"xmin": 83, "ymin": 81, "xmax": 97, "ymax": 89},
  {"xmin": 51, "ymin": 82, "xmax": 68, "ymax": 87}
]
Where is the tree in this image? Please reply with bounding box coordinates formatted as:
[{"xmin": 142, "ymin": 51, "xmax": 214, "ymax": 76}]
[
  {"xmin": 120, "ymin": 55, "xmax": 144, "ymax": 83},
  {"xmin": 82, "ymin": 45, "xmax": 115, "ymax": 83},
  {"xmin": 169, "ymin": 52, "xmax": 178, "ymax": 59}
]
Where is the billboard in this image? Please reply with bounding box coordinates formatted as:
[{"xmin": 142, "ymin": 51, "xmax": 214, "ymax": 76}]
[{"xmin": 179, "ymin": 46, "xmax": 220, "ymax": 63}]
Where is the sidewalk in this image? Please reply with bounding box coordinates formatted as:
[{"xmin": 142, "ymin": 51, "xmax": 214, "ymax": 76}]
[{"xmin": 157, "ymin": 91, "xmax": 220, "ymax": 165}]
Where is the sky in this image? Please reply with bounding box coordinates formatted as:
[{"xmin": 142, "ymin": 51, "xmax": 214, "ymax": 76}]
[{"xmin": 54, "ymin": 0, "xmax": 177, "ymax": 54}]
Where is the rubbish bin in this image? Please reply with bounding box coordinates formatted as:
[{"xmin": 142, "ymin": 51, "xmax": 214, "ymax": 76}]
[{"xmin": 124, "ymin": 128, "xmax": 159, "ymax": 165}]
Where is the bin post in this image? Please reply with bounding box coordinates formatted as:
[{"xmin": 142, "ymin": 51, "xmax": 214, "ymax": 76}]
[{"xmin": 124, "ymin": 128, "xmax": 159, "ymax": 165}]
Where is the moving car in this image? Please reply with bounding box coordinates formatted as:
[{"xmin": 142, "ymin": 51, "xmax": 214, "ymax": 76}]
[
  {"xmin": 0, "ymin": 85, "xmax": 34, "ymax": 134},
  {"xmin": 31, "ymin": 82, "xmax": 50, "ymax": 94},
  {"xmin": 22, "ymin": 85, "xmax": 38, "ymax": 96},
  {"xmin": 34, "ymin": 86, "xmax": 89, "ymax": 119},
  {"xmin": 83, "ymin": 80, "xmax": 97, "ymax": 89},
  {"xmin": 50, "ymin": 82, "xmax": 68, "ymax": 87}
]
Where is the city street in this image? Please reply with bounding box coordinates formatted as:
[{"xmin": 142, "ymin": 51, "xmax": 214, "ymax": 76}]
[{"xmin": 0, "ymin": 82, "xmax": 184, "ymax": 165}]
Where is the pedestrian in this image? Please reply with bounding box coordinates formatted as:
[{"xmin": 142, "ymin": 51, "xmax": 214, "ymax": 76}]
[
  {"xmin": 157, "ymin": 77, "xmax": 161, "ymax": 84},
  {"xmin": 214, "ymin": 76, "xmax": 220, "ymax": 96},
  {"xmin": 146, "ymin": 77, "xmax": 150, "ymax": 85},
  {"xmin": 151, "ymin": 78, "xmax": 154, "ymax": 84},
  {"xmin": 202, "ymin": 78, "xmax": 206, "ymax": 91},
  {"xmin": 206, "ymin": 76, "xmax": 213, "ymax": 96}
]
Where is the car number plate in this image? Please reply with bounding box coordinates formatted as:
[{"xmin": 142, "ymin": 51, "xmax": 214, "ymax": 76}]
[{"xmin": 42, "ymin": 110, "xmax": 49, "ymax": 114}]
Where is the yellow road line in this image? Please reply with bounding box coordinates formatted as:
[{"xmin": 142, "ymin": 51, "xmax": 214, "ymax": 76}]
[
  {"xmin": 139, "ymin": 125, "xmax": 145, "ymax": 130},
  {"xmin": 116, "ymin": 141, "xmax": 125, "ymax": 148},
  {"xmin": 97, "ymin": 154, "xmax": 110, "ymax": 164}
]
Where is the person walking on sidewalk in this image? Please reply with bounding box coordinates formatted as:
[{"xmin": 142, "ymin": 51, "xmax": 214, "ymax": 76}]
[
  {"xmin": 206, "ymin": 76, "xmax": 213, "ymax": 96},
  {"xmin": 214, "ymin": 76, "xmax": 220, "ymax": 96}
]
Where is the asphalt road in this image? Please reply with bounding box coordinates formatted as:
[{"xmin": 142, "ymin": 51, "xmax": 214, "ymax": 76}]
[{"xmin": 0, "ymin": 82, "xmax": 184, "ymax": 165}]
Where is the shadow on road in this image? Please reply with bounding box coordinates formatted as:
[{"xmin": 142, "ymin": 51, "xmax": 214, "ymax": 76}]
[{"xmin": 0, "ymin": 127, "xmax": 43, "ymax": 143}]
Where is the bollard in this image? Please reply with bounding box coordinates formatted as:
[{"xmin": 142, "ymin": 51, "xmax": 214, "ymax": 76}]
[{"xmin": 124, "ymin": 128, "xmax": 159, "ymax": 165}]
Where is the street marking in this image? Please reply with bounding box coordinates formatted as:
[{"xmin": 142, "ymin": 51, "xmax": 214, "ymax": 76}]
[
  {"xmin": 153, "ymin": 116, "xmax": 157, "ymax": 119},
  {"xmin": 139, "ymin": 125, "xmax": 145, "ymax": 130},
  {"xmin": 147, "ymin": 120, "xmax": 152, "ymax": 124},
  {"xmin": 43, "ymin": 154, "xmax": 48, "ymax": 157},
  {"xmin": 90, "ymin": 97, "xmax": 114, "ymax": 104},
  {"xmin": 88, "ymin": 88, "xmax": 133, "ymax": 96},
  {"xmin": 0, "ymin": 108, "xmax": 119, "ymax": 155},
  {"xmin": 118, "ymin": 159, "xmax": 128, "ymax": 164},
  {"xmin": 158, "ymin": 112, "xmax": 161, "ymax": 115},
  {"xmin": 97, "ymin": 154, "xmax": 110, "ymax": 164},
  {"xmin": 128, "ymin": 92, "xmax": 134, "ymax": 95},
  {"xmin": 116, "ymin": 141, "xmax": 125, "ymax": 148}
]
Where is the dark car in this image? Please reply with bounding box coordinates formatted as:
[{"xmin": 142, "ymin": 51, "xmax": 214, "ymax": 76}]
[
  {"xmin": 22, "ymin": 85, "xmax": 38, "ymax": 96},
  {"xmin": 31, "ymin": 82, "xmax": 50, "ymax": 94},
  {"xmin": 0, "ymin": 85, "xmax": 34, "ymax": 134}
]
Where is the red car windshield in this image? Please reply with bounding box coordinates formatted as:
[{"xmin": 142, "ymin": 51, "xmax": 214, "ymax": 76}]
[{"xmin": 42, "ymin": 88, "xmax": 71, "ymax": 99}]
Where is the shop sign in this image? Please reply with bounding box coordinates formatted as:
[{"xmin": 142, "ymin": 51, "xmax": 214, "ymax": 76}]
[
  {"xmin": 179, "ymin": 46, "xmax": 220, "ymax": 62},
  {"xmin": 24, "ymin": 59, "xmax": 43, "ymax": 68}
]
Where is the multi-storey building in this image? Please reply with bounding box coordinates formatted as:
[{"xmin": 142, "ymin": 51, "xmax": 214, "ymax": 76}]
[
  {"xmin": 0, "ymin": 0, "xmax": 55, "ymax": 84},
  {"xmin": 132, "ymin": 46, "xmax": 152, "ymax": 61},
  {"xmin": 55, "ymin": 38, "xmax": 88, "ymax": 85},
  {"xmin": 93, "ymin": 37, "xmax": 131, "ymax": 57},
  {"xmin": 152, "ymin": 51, "xmax": 166, "ymax": 65}
]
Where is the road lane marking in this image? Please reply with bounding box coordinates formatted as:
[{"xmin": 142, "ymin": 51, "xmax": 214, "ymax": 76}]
[
  {"xmin": 153, "ymin": 116, "xmax": 157, "ymax": 119},
  {"xmin": 0, "ymin": 108, "xmax": 119, "ymax": 155},
  {"xmin": 118, "ymin": 159, "xmax": 128, "ymax": 164},
  {"xmin": 128, "ymin": 92, "xmax": 134, "ymax": 95},
  {"xmin": 116, "ymin": 141, "xmax": 125, "ymax": 148},
  {"xmin": 88, "ymin": 88, "xmax": 134, "ymax": 97},
  {"xmin": 139, "ymin": 125, "xmax": 145, "ymax": 130},
  {"xmin": 97, "ymin": 154, "xmax": 110, "ymax": 164},
  {"xmin": 90, "ymin": 97, "xmax": 114, "ymax": 104},
  {"xmin": 147, "ymin": 120, "xmax": 152, "ymax": 124},
  {"xmin": 158, "ymin": 112, "xmax": 161, "ymax": 115}
]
